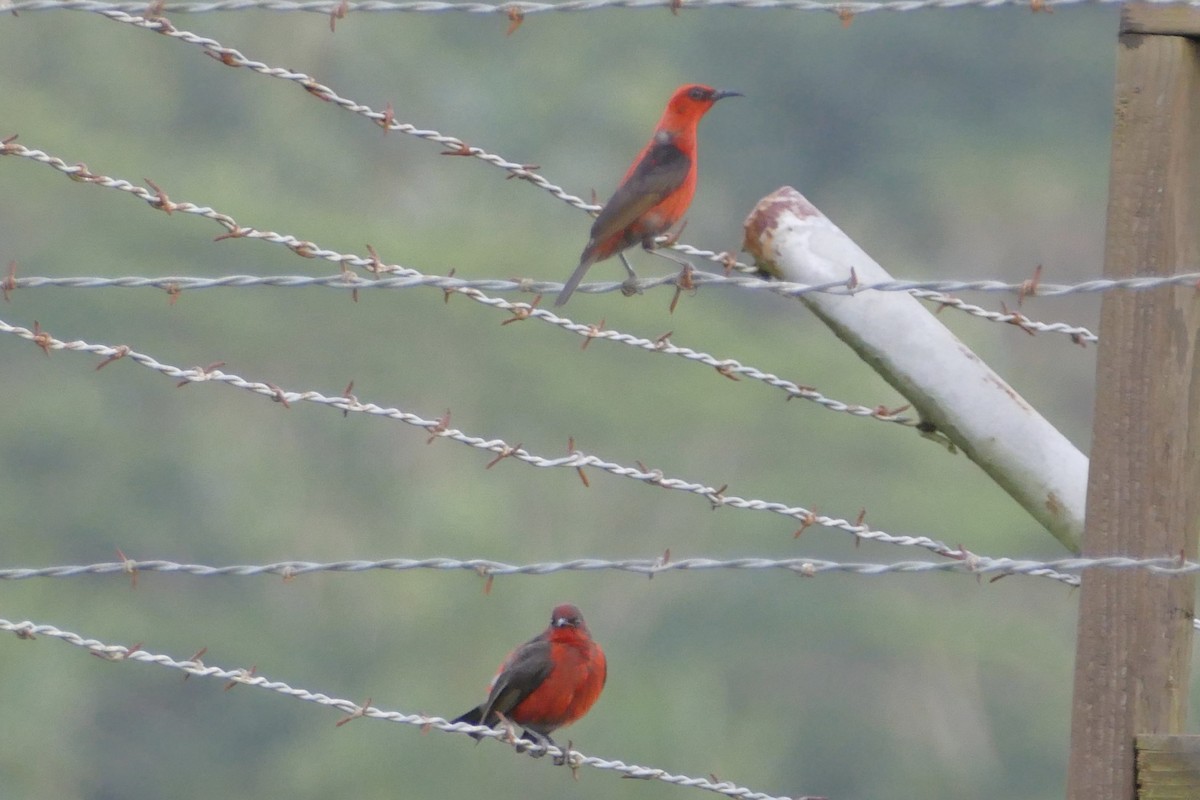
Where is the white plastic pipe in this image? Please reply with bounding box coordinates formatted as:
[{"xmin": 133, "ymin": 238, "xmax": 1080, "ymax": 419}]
[{"xmin": 742, "ymin": 186, "xmax": 1086, "ymax": 553}]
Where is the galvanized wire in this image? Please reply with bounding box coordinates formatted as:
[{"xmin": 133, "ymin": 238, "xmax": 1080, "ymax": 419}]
[
  {"xmin": 83, "ymin": 11, "xmax": 605, "ymax": 217},
  {"xmin": 0, "ymin": 616, "xmax": 825, "ymax": 800},
  {"xmin": 910, "ymin": 289, "xmax": 1098, "ymax": 345},
  {"xmin": 2, "ymin": 271, "xmax": 1107, "ymax": 344},
  {"xmin": 7, "ymin": 0, "xmax": 1193, "ymax": 14},
  {"xmin": 1, "ymin": 555, "xmax": 1198, "ymax": 582}
]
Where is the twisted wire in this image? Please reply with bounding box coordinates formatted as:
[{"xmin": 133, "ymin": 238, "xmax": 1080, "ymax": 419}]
[
  {"xmin": 2, "ymin": 271, "xmax": 1110, "ymax": 346},
  {"xmin": 8, "ymin": 267, "xmax": 1157, "ymax": 306},
  {"xmin": 1, "ymin": 554, "xmax": 1198, "ymax": 582},
  {"xmin": 87, "ymin": 10, "xmax": 603, "ymax": 214},
  {"xmin": 911, "ymin": 289, "xmax": 1098, "ymax": 345},
  {"xmin": 8, "ymin": 0, "xmax": 1193, "ymax": 14}
]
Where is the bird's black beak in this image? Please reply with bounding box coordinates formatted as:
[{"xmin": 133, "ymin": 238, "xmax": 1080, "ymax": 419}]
[{"xmin": 714, "ymin": 90, "xmax": 744, "ymax": 102}]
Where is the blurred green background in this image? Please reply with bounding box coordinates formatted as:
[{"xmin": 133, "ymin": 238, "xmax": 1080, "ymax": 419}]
[{"xmin": 0, "ymin": 4, "xmax": 1183, "ymax": 799}]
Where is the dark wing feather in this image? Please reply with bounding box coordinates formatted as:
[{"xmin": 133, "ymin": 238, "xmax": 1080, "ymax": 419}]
[
  {"xmin": 587, "ymin": 140, "xmax": 691, "ymax": 246},
  {"xmin": 555, "ymin": 140, "xmax": 690, "ymax": 306},
  {"xmin": 478, "ymin": 638, "xmax": 554, "ymax": 722}
]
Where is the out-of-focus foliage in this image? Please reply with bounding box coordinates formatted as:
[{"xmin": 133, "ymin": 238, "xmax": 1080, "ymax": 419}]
[{"xmin": 1, "ymin": 6, "xmax": 1182, "ymax": 800}]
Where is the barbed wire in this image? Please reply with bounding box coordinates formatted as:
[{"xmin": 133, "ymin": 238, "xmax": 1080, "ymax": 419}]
[
  {"xmin": 3, "ymin": 554, "xmax": 1200, "ymax": 582},
  {"xmin": 4, "ymin": 272, "xmax": 1104, "ymax": 345},
  {"xmin": 909, "ymin": 289, "xmax": 1098, "ymax": 345},
  {"xmin": 91, "ymin": 9, "xmax": 608, "ymax": 216},
  {"xmin": 8, "ymin": 0, "xmax": 1197, "ymax": 15},
  {"xmin": 0, "ymin": 314, "xmax": 1080, "ymax": 590},
  {"xmin": 0, "ymin": 617, "xmax": 825, "ymax": 800}
]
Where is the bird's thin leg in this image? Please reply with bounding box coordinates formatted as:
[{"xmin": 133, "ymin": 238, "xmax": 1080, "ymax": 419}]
[
  {"xmin": 546, "ymin": 735, "xmax": 563, "ymax": 766},
  {"xmin": 645, "ymin": 240, "xmax": 694, "ymax": 271},
  {"xmin": 617, "ymin": 252, "xmax": 641, "ymax": 297},
  {"xmin": 642, "ymin": 232, "xmax": 696, "ymax": 299},
  {"xmin": 618, "ymin": 252, "xmax": 638, "ymax": 280}
]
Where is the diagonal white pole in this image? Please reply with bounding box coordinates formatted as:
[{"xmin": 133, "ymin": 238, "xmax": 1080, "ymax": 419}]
[{"xmin": 742, "ymin": 186, "xmax": 1088, "ymax": 553}]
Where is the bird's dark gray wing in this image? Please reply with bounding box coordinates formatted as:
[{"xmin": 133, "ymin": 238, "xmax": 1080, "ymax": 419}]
[
  {"xmin": 587, "ymin": 140, "xmax": 691, "ymax": 244},
  {"xmin": 479, "ymin": 638, "xmax": 554, "ymax": 720}
]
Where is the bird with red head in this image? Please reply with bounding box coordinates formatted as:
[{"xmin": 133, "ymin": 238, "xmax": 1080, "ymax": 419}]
[
  {"xmin": 452, "ymin": 603, "xmax": 607, "ymax": 760},
  {"xmin": 556, "ymin": 83, "xmax": 742, "ymax": 306}
]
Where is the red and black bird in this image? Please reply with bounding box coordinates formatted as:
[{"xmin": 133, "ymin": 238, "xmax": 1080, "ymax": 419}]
[
  {"xmin": 555, "ymin": 83, "xmax": 741, "ymax": 306},
  {"xmin": 452, "ymin": 603, "xmax": 607, "ymax": 757}
]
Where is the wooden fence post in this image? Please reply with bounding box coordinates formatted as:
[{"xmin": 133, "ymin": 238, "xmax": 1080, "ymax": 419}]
[{"xmin": 1065, "ymin": 7, "xmax": 1200, "ymax": 800}]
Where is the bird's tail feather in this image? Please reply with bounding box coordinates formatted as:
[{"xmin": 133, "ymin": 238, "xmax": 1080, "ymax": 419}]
[
  {"xmin": 555, "ymin": 256, "xmax": 595, "ymax": 307},
  {"xmin": 452, "ymin": 706, "xmax": 489, "ymax": 741}
]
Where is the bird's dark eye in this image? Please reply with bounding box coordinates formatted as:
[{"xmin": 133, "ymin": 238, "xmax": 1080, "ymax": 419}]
[{"xmin": 688, "ymin": 86, "xmax": 710, "ymax": 101}]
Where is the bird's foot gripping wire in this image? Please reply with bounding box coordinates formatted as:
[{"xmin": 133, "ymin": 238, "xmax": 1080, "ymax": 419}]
[{"xmin": 517, "ymin": 730, "xmax": 567, "ymax": 765}]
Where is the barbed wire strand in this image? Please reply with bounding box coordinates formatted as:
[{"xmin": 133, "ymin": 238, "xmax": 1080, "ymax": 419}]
[
  {"xmin": 909, "ymin": 289, "xmax": 1098, "ymax": 345},
  {"xmin": 44, "ymin": 9, "xmax": 1110, "ymax": 344},
  {"xmin": 0, "ymin": 617, "xmax": 826, "ymax": 800},
  {"xmin": 10, "ymin": 0, "xmax": 1200, "ymax": 16},
  {"xmin": 4, "ymin": 554, "xmax": 1200, "ymax": 582},
  {"xmin": 2, "ymin": 273, "xmax": 1102, "ymax": 349},
  {"xmin": 90, "ymin": 9, "xmax": 608, "ymax": 216},
  {"xmin": 0, "ymin": 140, "xmax": 921, "ymax": 426},
  {"xmin": 0, "ymin": 314, "xmax": 1083, "ymax": 591}
]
